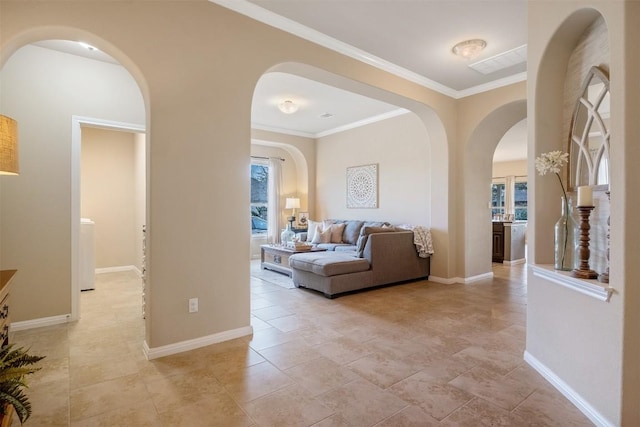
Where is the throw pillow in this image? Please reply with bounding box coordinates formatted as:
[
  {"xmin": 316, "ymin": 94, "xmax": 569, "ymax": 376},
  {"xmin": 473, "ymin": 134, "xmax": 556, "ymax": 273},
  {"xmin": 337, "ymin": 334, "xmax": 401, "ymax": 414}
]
[
  {"xmin": 329, "ymin": 223, "xmax": 346, "ymax": 243},
  {"xmin": 306, "ymin": 220, "xmax": 321, "ymax": 242},
  {"xmin": 311, "ymin": 224, "xmax": 331, "ymax": 244}
]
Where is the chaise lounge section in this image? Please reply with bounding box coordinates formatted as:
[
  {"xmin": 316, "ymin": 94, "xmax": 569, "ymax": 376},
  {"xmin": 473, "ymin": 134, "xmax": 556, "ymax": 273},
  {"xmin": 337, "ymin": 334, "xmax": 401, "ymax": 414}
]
[{"xmin": 289, "ymin": 223, "xmax": 430, "ymax": 298}]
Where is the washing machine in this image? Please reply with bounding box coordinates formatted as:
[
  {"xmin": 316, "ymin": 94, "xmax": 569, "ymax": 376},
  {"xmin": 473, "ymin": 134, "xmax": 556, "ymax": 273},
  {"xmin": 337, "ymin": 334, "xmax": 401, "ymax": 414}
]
[{"xmin": 80, "ymin": 218, "xmax": 95, "ymax": 291}]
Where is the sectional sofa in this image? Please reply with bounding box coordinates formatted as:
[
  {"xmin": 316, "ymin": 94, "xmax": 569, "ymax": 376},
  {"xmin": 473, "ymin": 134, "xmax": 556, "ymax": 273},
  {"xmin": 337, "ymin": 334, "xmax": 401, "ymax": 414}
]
[{"xmin": 289, "ymin": 219, "xmax": 430, "ymax": 298}]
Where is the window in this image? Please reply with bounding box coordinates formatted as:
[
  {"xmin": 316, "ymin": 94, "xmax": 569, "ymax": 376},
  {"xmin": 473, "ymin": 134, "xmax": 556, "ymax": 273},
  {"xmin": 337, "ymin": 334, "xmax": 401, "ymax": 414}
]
[
  {"xmin": 491, "ymin": 177, "xmax": 528, "ymax": 220},
  {"xmin": 491, "ymin": 181, "xmax": 505, "ymax": 217},
  {"xmin": 514, "ymin": 181, "xmax": 528, "ymax": 220},
  {"xmin": 251, "ymin": 163, "xmax": 268, "ymax": 235}
]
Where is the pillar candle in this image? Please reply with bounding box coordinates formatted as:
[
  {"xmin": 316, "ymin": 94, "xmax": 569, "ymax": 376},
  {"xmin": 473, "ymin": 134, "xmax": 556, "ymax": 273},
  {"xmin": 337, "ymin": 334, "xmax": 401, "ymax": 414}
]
[{"xmin": 577, "ymin": 185, "xmax": 593, "ymax": 207}]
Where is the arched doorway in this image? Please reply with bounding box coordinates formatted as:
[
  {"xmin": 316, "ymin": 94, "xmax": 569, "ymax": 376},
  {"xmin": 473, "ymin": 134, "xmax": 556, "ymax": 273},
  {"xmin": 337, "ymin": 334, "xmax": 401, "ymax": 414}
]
[
  {"xmin": 0, "ymin": 32, "xmax": 149, "ymax": 338},
  {"xmin": 463, "ymin": 100, "xmax": 527, "ymax": 279}
]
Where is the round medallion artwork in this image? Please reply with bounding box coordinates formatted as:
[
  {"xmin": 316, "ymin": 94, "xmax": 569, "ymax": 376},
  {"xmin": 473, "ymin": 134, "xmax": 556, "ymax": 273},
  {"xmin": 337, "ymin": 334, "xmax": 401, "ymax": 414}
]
[{"xmin": 347, "ymin": 164, "xmax": 378, "ymax": 208}]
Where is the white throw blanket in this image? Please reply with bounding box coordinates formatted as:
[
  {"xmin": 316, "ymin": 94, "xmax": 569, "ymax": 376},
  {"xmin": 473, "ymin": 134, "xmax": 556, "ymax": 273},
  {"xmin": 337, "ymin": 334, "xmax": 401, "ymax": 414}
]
[{"xmin": 398, "ymin": 225, "xmax": 434, "ymax": 258}]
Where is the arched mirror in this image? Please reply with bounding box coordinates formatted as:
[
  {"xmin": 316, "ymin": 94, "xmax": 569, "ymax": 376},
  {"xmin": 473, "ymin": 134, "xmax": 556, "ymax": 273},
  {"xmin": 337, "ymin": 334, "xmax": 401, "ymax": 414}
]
[{"xmin": 568, "ymin": 66, "xmax": 610, "ymax": 191}]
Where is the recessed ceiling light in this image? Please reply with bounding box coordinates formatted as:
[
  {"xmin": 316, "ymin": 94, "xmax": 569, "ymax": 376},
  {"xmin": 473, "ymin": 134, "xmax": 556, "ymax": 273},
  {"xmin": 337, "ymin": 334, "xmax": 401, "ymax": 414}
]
[
  {"xmin": 79, "ymin": 42, "xmax": 98, "ymax": 51},
  {"xmin": 452, "ymin": 39, "xmax": 486, "ymax": 60},
  {"xmin": 278, "ymin": 100, "xmax": 299, "ymax": 114}
]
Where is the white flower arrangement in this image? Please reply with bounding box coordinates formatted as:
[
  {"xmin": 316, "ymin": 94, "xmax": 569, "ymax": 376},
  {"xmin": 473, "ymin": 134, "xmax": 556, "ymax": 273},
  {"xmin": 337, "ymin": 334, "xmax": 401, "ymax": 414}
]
[{"xmin": 535, "ymin": 150, "xmax": 569, "ymax": 198}]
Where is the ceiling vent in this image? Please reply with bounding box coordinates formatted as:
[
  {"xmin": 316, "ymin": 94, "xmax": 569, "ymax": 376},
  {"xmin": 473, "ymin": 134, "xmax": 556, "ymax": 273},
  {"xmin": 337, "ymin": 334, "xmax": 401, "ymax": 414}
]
[{"xmin": 468, "ymin": 45, "xmax": 527, "ymax": 75}]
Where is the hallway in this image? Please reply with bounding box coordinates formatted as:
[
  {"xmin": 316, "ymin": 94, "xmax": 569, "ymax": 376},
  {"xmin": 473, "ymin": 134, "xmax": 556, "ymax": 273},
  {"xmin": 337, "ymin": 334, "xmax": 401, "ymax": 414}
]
[{"xmin": 10, "ymin": 264, "xmax": 592, "ymax": 426}]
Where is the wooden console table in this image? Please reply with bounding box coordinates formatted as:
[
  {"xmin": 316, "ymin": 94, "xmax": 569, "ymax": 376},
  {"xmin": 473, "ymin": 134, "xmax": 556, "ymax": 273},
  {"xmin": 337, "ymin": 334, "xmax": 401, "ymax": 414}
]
[
  {"xmin": 261, "ymin": 245, "xmax": 325, "ymax": 277},
  {"xmin": 0, "ymin": 270, "xmax": 16, "ymax": 348}
]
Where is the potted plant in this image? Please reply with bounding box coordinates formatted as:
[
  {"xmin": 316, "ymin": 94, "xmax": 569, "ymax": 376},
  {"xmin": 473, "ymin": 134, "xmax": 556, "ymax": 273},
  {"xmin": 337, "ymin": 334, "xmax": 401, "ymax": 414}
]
[{"xmin": 0, "ymin": 344, "xmax": 45, "ymax": 426}]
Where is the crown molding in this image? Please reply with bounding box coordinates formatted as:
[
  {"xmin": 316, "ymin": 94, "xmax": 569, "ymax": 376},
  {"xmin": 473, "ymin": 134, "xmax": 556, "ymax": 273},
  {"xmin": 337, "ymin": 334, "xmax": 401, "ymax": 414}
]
[
  {"xmin": 252, "ymin": 108, "xmax": 410, "ymax": 139},
  {"xmin": 456, "ymin": 72, "xmax": 528, "ymax": 98},
  {"xmin": 315, "ymin": 108, "xmax": 410, "ymax": 138},
  {"xmin": 211, "ymin": 0, "xmax": 459, "ymax": 98}
]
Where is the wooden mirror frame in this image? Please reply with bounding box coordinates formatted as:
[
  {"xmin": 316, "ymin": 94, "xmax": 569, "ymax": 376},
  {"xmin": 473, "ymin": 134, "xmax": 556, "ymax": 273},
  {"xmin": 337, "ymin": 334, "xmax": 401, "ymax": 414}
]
[{"xmin": 567, "ymin": 66, "xmax": 610, "ymax": 192}]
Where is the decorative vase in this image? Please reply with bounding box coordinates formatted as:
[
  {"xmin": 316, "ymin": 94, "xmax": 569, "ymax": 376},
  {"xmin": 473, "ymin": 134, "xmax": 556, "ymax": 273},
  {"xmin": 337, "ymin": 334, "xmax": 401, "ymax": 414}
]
[
  {"xmin": 554, "ymin": 196, "xmax": 578, "ymax": 271},
  {"xmin": 280, "ymin": 223, "xmax": 295, "ymax": 245}
]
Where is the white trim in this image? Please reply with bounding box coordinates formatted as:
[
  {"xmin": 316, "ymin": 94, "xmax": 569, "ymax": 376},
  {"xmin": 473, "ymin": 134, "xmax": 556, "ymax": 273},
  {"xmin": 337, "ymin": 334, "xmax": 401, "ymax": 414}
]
[
  {"xmin": 143, "ymin": 326, "xmax": 253, "ymax": 360},
  {"xmin": 95, "ymin": 265, "xmax": 141, "ymax": 275},
  {"xmin": 251, "ymin": 123, "xmax": 315, "ymax": 139},
  {"xmin": 460, "ymin": 272, "xmax": 494, "ymax": 283},
  {"xmin": 428, "ymin": 272, "xmax": 493, "ymax": 284},
  {"xmin": 530, "ymin": 264, "xmax": 613, "ymax": 302},
  {"xmin": 10, "ymin": 314, "xmax": 71, "ymax": 332},
  {"xmin": 503, "ymin": 258, "xmax": 526, "ymax": 266},
  {"xmin": 252, "ymin": 108, "xmax": 410, "ymax": 139},
  {"xmin": 315, "ymin": 109, "xmax": 410, "ymax": 138},
  {"xmin": 457, "ymin": 72, "xmax": 528, "ymax": 98},
  {"xmin": 212, "ymin": 0, "xmax": 527, "ymax": 99},
  {"xmin": 71, "ymin": 116, "xmax": 146, "ymax": 323},
  {"xmin": 524, "ymin": 351, "xmax": 614, "ymax": 427}
]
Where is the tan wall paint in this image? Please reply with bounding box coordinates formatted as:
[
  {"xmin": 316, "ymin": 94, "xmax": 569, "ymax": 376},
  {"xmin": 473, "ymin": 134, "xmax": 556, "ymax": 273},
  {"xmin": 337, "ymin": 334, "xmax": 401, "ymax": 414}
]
[
  {"xmin": 0, "ymin": 1, "xmax": 529, "ymax": 352},
  {"xmin": 528, "ymin": 1, "xmax": 639, "ymax": 424},
  {"xmin": 81, "ymin": 127, "xmax": 142, "ymax": 270},
  {"xmin": 492, "ymin": 160, "xmax": 527, "ymax": 178},
  {"xmin": 0, "ymin": 44, "xmax": 145, "ymax": 321},
  {"xmin": 316, "ymin": 112, "xmax": 431, "ymax": 226},
  {"xmin": 458, "ymin": 83, "xmax": 527, "ymax": 278}
]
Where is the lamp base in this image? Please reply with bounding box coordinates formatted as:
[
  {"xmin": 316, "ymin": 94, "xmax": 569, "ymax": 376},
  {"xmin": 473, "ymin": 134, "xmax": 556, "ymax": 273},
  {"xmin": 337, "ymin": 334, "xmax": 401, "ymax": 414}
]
[{"xmin": 287, "ymin": 216, "xmax": 295, "ymax": 227}]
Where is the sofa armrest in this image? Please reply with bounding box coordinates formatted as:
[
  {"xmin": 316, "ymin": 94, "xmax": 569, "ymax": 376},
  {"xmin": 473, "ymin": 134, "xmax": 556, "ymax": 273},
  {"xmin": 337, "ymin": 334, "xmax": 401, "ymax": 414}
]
[{"xmin": 364, "ymin": 231, "xmax": 429, "ymax": 284}]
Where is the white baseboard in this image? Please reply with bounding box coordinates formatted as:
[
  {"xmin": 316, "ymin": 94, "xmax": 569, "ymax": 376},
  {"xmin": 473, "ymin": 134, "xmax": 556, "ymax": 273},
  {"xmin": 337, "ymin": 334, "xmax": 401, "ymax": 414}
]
[
  {"xmin": 524, "ymin": 351, "xmax": 614, "ymax": 427},
  {"xmin": 11, "ymin": 314, "xmax": 71, "ymax": 332},
  {"xmin": 429, "ymin": 272, "xmax": 494, "ymax": 284},
  {"xmin": 460, "ymin": 272, "xmax": 494, "ymax": 283},
  {"xmin": 503, "ymin": 258, "xmax": 526, "ymax": 266},
  {"xmin": 143, "ymin": 325, "xmax": 253, "ymax": 360},
  {"xmin": 96, "ymin": 265, "xmax": 141, "ymax": 276}
]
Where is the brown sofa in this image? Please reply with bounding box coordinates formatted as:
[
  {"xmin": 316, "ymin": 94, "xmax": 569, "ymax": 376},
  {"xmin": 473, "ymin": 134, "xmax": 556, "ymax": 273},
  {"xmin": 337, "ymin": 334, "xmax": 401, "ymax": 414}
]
[{"xmin": 289, "ymin": 225, "xmax": 430, "ymax": 298}]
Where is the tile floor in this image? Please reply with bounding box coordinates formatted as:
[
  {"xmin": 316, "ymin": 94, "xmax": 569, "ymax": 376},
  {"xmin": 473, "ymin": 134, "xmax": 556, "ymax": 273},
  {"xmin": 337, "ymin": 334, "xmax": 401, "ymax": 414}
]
[{"xmin": 10, "ymin": 263, "xmax": 594, "ymax": 426}]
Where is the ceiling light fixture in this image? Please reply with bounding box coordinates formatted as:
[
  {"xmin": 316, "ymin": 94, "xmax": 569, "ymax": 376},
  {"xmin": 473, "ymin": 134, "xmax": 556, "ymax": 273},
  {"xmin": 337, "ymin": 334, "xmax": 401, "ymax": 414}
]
[
  {"xmin": 278, "ymin": 100, "xmax": 299, "ymax": 114},
  {"xmin": 79, "ymin": 42, "xmax": 98, "ymax": 51},
  {"xmin": 452, "ymin": 39, "xmax": 487, "ymax": 60}
]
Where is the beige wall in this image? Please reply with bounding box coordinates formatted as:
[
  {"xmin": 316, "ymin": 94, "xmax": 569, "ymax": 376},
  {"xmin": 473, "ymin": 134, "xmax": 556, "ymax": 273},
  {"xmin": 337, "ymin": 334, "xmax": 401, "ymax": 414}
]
[
  {"xmin": 492, "ymin": 160, "xmax": 527, "ymax": 178},
  {"xmin": 527, "ymin": 1, "xmax": 639, "ymax": 425},
  {"xmin": 0, "ymin": 44, "xmax": 145, "ymax": 321},
  {"xmin": 0, "ymin": 2, "xmax": 539, "ymax": 360},
  {"xmin": 81, "ymin": 127, "xmax": 144, "ymax": 271},
  {"xmin": 316, "ymin": 112, "xmax": 430, "ymax": 225},
  {"xmin": 458, "ymin": 83, "xmax": 527, "ymax": 278}
]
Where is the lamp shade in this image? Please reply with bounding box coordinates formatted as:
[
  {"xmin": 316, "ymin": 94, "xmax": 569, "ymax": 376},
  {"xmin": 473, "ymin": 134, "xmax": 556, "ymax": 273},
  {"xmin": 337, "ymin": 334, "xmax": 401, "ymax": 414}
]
[
  {"xmin": 0, "ymin": 115, "xmax": 19, "ymax": 175},
  {"xmin": 285, "ymin": 198, "xmax": 300, "ymax": 209}
]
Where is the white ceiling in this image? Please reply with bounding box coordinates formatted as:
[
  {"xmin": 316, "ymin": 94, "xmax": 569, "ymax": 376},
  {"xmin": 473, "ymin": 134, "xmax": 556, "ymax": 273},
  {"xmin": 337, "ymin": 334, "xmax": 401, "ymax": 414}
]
[{"xmin": 30, "ymin": 0, "xmax": 529, "ymax": 160}]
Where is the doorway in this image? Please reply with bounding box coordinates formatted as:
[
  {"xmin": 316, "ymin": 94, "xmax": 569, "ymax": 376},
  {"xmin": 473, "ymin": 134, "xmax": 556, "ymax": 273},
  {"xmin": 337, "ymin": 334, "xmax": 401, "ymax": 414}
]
[{"xmin": 71, "ymin": 117, "xmax": 146, "ymax": 321}]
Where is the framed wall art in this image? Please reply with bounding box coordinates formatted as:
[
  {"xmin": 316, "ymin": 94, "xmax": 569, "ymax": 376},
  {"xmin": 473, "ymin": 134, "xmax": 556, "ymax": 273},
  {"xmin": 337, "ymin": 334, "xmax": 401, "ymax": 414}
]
[
  {"xmin": 346, "ymin": 163, "xmax": 378, "ymax": 208},
  {"xmin": 297, "ymin": 211, "xmax": 309, "ymax": 228}
]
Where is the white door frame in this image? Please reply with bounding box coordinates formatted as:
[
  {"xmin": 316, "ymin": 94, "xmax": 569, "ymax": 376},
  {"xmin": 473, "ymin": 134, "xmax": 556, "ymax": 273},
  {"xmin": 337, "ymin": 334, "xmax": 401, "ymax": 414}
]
[{"xmin": 71, "ymin": 116, "xmax": 146, "ymax": 321}]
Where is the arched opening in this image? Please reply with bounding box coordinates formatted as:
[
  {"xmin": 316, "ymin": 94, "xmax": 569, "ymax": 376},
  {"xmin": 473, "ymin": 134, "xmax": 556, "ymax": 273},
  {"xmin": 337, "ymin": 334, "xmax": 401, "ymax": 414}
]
[
  {"xmin": 251, "ymin": 62, "xmax": 452, "ymax": 280},
  {"xmin": 0, "ymin": 30, "xmax": 150, "ymax": 345},
  {"xmin": 463, "ymin": 100, "xmax": 527, "ymax": 279}
]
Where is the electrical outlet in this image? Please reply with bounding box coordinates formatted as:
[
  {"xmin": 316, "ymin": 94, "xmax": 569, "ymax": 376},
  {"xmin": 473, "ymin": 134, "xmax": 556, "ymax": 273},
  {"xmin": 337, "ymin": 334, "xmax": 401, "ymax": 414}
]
[{"xmin": 189, "ymin": 297, "xmax": 198, "ymax": 313}]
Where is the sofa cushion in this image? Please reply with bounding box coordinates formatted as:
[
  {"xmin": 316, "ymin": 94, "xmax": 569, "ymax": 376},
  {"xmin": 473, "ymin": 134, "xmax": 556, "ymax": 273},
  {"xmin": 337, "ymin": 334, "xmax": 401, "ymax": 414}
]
[
  {"xmin": 329, "ymin": 223, "xmax": 346, "ymax": 243},
  {"xmin": 289, "ymin": 253, "xmax": 370, "ymax": 277},
  {"xmin": 311, "ymin": 224, "xmax": 331, "ymax": 244},
  {"xmin": 355, "ymin": 226, "xmax": 397, "ymax": 257},
  {"xmin": 342, "ymin": 220, "xmax": 365, "ymax": 244},
  {"xmin": 306, "ymin": 220, "xmax": 321, "ymax": 242},
  {"xmin": 316, "ymin": 243, "xmax": 357, "ymax": 252}
]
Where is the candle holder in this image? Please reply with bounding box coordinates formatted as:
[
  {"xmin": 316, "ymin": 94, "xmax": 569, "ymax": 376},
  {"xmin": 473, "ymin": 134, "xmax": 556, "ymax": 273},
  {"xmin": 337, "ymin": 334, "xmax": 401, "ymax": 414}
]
[
  {"xmin": 572, "ymin": 205, "xmax": 598, "ymax": 279},
  {"xmin": 598, "ymin": 191, "xmax": 610, "ymax": 283}
]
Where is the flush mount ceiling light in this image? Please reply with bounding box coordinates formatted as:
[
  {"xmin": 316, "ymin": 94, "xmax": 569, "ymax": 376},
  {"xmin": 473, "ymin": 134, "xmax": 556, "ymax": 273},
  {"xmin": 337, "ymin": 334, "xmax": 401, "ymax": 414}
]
[
  {"xmin": 452, "ymin": 39, "xmax": 487, "ymax": 60},
  {"xmin": 278, "ymin": 100, "xmax": 299, "ymax": 114},
  {"xmin": 78, "ymin": 42, "xmax": 98, "ymax": 51}
]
